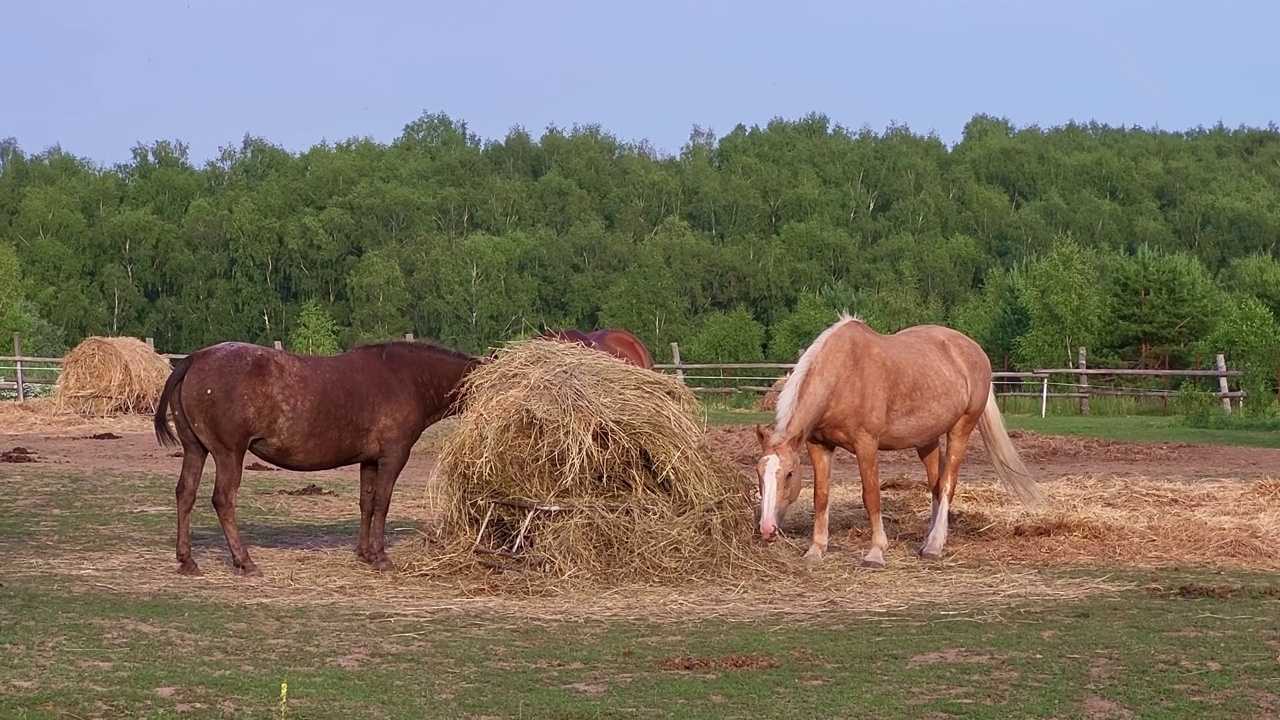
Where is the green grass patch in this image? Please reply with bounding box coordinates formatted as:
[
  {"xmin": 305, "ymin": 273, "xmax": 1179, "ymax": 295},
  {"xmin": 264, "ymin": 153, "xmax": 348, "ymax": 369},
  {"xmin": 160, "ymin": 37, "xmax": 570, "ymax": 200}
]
[
  {"xmin": 1, "ymin": 569, "xmax": 1277, "ymax": 718},
  {"xmin": 1004, "ymin": 415, "xmax": 1280, "ymax": 449}
]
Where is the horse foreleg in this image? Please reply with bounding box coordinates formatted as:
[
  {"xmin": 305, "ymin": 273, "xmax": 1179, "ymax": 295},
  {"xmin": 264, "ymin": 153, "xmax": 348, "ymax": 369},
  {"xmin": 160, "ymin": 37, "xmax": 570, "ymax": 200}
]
[
  {"xmin": 854, "ymin": 439, "xmax": 888, "ymax": 568},
  {"xmin": 920, "ymin": 420, "xmax": 977, "ymax": 561},
  {"xmin": 355, "ymin": 461, "xmax": 377, "ymax": 562},
  {"xmin": 174, "ymin": 444, "xmax": 208, "ymax": 576},
  {"xmin": 915, "ymin": 438, "xmax": 943, "ymax": 559},
  {"xmin": 210, "ymin": 450, "xmax": 259, "ymax": 576},
  {"xmin": 365, "ymin": 450, "xmax": 411, "ymax": 572},
  {"xmin": 804, "ymin": 441, "xmax": 834, "ymax": 562}
]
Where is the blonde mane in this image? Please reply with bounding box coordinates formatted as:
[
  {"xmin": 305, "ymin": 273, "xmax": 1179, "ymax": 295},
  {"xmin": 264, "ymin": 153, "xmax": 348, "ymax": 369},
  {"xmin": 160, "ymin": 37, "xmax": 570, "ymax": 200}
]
[{"xmin": 771, "ymin": 311, "xmax": 860, "ymax": 444}]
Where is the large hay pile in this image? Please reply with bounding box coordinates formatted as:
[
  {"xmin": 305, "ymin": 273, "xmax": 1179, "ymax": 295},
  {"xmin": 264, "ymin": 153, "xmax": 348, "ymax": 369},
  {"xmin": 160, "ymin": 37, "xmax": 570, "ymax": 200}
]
[
  {"xmin": 53, "ymin": 337, "xmax": 172, "ymax": 417},
  {"xmin": 409, "ymin": 338, "xmax": 766, "ymax": 584}
]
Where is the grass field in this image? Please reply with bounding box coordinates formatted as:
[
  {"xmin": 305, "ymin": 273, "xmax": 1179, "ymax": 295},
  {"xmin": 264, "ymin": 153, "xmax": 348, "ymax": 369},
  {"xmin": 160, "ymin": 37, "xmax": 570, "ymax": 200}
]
[
  {"xmin": 3, "ymin": 567, "xmax": 1278, "ymax": 719},
  {"xmin": 3, "ymin": 411, "xmax": 1279, "ymax": 718}
]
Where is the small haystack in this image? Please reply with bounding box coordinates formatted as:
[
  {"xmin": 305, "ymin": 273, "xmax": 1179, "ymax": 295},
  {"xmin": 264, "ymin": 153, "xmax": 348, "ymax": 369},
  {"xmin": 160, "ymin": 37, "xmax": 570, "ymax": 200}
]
[
  {"xmin": 53, "ymin": 337, "xmax": 172, "ymax": 417},
  {"xmin": 757, "ymin": 373, "xmax": 789, "ymax": 412},
  {"xmin": 410, "ymin": 338, "xmax": 763, "ymax": 583}
]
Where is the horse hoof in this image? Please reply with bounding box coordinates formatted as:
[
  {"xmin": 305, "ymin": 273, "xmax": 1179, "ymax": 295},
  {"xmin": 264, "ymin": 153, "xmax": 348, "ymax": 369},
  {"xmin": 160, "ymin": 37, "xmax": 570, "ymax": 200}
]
[
  {"xmin": 859, "ymin": 558, "xmax": 885, "ymax": 570},
  {"xmin": 802, "ymin": 548, "xmax": 824, "ymax": 564},
  {"xmin": 177, "ymin": 562, "xmax": 202, "ymax": 577},
  {"xmin": 371, "ymin": 556, "xmax": 395, "ymax": 572},
  {"xmin": 918, "ymin": 548, "xmax": 944, "ymax": 562},
  {"xmin": 235, "ymin": 563, "xmax": 262, "ymax": 577}
]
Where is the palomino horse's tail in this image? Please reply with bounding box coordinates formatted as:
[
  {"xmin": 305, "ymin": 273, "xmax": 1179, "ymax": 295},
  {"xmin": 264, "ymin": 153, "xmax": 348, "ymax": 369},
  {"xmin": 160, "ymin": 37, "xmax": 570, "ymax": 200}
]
[
  {"xmin": 976, "ymin": 385, "xmax": 1047, "ymax": 506},
  {"xmin": 153, "ymin": 354, "xmax": 194, "ymax": 448}
]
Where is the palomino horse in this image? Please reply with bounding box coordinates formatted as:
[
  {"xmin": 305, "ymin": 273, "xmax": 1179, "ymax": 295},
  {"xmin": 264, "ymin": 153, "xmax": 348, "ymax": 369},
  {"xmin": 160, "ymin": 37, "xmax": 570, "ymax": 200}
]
[
  {"xmin": 537, "ymin": 326, "xmax": 655, "ymax": 369},
  {"xmin": 153, "ymin": 339, "xmax": 485, "ymax": 576},
  {"xmin": 754, "ymin": 314, "xmax": 1045, "ymax": 568}
]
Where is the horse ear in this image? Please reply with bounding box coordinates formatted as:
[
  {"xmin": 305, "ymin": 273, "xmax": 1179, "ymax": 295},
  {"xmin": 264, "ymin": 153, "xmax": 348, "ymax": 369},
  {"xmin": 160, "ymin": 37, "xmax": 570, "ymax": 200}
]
[{"xmin": 754, "ymin": 423, "xmax": 769, "ymax": 450}]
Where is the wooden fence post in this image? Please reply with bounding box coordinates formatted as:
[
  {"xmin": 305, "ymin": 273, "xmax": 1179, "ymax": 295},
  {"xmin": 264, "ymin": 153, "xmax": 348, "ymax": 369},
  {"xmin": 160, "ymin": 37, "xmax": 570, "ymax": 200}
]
[
  {"xmin": 670, "ymin": 342, "xmax": 684, "ymax": 384},
  {"xmin": 405, "ymin": 333, "xmax": 415, "ymax": 341},
  {"xmin": 273, "ymin": 340, "xmax": 283, "ymax": 350},
  {"xmin": 145, "ymin": 337, "xmax": 154, "ymax": 349},
  {"xmin": 1216, "ymin": 353, "xmax": 1232, "ymax": 414},
  {"xmin": 12, "ymin": 332, "xmax": 25, "ymax": 403},
  {"xmin": 1040, "ymin": 375, "xmax": 1049, "ymax": 419},
  {"xmin": 1077, "ymin": 347, "xmax": 1089, "ymax": 416}
]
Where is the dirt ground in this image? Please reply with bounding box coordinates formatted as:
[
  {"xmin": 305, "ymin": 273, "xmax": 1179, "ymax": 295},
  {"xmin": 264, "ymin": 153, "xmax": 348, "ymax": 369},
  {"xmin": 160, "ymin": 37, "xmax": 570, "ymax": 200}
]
[{"xmin": 4, "ymin": 419, "xmax": 1279, "ymax": 494}]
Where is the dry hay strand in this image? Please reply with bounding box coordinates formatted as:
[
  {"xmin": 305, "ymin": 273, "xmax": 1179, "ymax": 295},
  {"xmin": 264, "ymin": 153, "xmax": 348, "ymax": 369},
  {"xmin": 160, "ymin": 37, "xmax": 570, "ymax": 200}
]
[
  {"xmin": 406, "ymin": 337, "xmax": 774, "ymax": 586},
  {"xmin": 859, "ymin": 475, "xmax": 1280, "ymax": 571},
  {"xmin": 756, "ymin": 373, "xmax": 789, "ymax": 412},
  {"xmin": 0, "ymin": 397, "xmax": 155, "ymax": 434},
  {"xmin": 53, "ymin": 336, "xmax": 172, "ymax": 417}
]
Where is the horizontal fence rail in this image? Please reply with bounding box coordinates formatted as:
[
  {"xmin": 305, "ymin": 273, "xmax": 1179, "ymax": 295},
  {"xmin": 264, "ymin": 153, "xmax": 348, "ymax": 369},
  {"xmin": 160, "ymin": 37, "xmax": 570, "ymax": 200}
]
[{"xmin": 1, "ymin": 334, "xmax": 1249, "ymax": 416}]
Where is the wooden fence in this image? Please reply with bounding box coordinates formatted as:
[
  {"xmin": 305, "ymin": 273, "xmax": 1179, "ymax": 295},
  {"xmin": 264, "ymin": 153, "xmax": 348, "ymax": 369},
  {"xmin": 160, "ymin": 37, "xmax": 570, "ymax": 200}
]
[
  {"xmin": 655, "ymin": 343, "xmax": 1245, "ymax": 417},
  {"xmin": 1, "ymin": 334, "xmax": 1246, "ymax": 417}
]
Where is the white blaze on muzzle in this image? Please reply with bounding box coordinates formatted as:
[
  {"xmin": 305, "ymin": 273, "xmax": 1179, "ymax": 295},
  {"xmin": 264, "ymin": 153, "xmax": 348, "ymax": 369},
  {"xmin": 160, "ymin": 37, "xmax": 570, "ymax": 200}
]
[{"xmin": 759, "ymin": 454, "xmax": 780, "ymax": 533}]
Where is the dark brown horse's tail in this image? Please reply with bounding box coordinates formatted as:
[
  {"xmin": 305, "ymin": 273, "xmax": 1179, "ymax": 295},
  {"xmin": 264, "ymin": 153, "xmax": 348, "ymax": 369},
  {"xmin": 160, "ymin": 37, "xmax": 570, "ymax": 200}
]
[{"xmin": 154, "ymin": 354, "xmax": 193, "ymax": 448}]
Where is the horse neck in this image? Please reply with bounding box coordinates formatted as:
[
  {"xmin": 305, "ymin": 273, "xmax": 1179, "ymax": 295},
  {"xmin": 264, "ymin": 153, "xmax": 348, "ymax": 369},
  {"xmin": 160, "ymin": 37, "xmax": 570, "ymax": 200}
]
[
  {"xmin": 772, "ymin": 350, "xmax": 837, "ymax": 445},
  {"xmin": 400, "ymin": 349, "xmax": 482, "ymax": 403}
]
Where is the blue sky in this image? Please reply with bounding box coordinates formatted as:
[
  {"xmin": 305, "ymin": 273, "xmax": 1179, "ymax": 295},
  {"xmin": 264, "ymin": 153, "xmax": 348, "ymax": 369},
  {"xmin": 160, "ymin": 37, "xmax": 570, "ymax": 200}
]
[{"xmin": 5, "ymin": 0, "xmax": 1276, "ymax": 166}]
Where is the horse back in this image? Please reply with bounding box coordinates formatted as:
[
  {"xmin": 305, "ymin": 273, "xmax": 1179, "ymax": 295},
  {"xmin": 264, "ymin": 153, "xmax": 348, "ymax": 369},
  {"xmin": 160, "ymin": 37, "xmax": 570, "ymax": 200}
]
[
  {"xmin": 588, "ymin": 329, "xmax": 654, "ymax": 369},
  {"xmin": 818, "ymin": 323, "xmax": 991, "ymax": 448},
  {"xmin": 173, "ymin": 343, "xmax": 431, "ymax": 467}
]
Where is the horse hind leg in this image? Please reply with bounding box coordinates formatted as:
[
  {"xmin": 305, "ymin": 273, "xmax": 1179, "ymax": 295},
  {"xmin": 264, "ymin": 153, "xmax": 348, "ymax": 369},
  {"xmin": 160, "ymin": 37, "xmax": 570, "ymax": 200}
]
[
  {"xmin": 173, "ymin": 412, "xmax": 209, "ymax": 576},
  {"xmin": 915, "ymin": 438, "xmax": 943, "ymax": 560},
  {"xmin": 365, "ymin": 449, "xmax": 412, "ymax": 572},
  {"xmin": 355, "ymin": 461, "xmax": 377, "ymax": 563},
  {"xmin": 919, "ymin": 418, "xmax": 979, "ymax": 562},
  {"xmin": 209, "ymin": 447, "xmax": 260, "ymax": 576}
]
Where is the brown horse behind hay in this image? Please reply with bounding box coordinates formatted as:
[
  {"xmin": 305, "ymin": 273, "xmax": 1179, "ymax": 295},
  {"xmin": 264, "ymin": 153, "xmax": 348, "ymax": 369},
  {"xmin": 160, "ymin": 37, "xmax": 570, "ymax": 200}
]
[
  {"xmin": 537, "ymin": 326, "xmax": 655, "ymax": 369},
  {"xmin": 754, "ymin": 314, "xmax": 1045, "ymax": 568},
  {"xmin": 153, "ymin": 339, "xmax": 485, "ymax": 576}
]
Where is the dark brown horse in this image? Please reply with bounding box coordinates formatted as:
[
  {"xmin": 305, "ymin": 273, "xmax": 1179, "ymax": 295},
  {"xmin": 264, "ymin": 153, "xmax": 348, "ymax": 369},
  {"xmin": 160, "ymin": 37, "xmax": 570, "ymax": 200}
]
[
  {"xmin": 537, "ymin": 326, "xmax": 655, "ymax": 369},
  {"xmin": 153, "ymin": 339, "xmax": 485, "ymax": 577}
]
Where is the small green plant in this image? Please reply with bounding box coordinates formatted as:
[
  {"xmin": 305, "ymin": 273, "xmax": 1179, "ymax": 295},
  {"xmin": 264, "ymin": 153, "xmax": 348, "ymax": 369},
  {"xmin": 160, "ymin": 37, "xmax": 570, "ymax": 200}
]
[
  {"xmin": 1175, "ymin": 386, "xmax": 1222, "ymax": 427},
  {"xmin": 278, "ymin": 679, "xmax": 288, "ymax": 720}
]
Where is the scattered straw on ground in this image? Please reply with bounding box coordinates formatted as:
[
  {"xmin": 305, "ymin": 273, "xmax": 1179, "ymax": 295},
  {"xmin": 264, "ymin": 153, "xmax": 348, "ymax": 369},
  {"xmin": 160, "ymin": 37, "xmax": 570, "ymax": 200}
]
[
  {"xmin": 406, "ymin": 337, "xmax": 769, "ymax": 584},
  {"xmin": 806, "ymin": 474, "xmax": 1280, "ymax": 572},
  {"xmin": 0, "ymin": 398, "xmax": 155, "ymax": 434},
  {"xmin": 9, "ymin": 472, "xmax": 1280, "ymax": 623},
  {"xmin": 53, "ymin": 336, "xmax": 172, "ymax": 417},
  {"xmin": 3, "ymin": 544, "xmax": 1129, "ymax": 625}
]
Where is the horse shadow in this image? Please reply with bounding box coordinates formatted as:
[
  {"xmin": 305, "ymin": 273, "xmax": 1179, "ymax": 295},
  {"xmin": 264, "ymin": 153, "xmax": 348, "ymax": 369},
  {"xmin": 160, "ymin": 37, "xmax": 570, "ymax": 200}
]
[{"xmin": 189, "ymin": 518, "xmax": 427, "ymax": 552}]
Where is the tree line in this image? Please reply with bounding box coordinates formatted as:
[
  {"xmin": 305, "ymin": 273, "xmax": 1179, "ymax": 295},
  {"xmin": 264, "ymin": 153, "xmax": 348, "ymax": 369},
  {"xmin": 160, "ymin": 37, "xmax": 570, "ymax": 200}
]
[{"xmin": 2, "ymin": 111, "xmax": 1280, "ymax": 402}]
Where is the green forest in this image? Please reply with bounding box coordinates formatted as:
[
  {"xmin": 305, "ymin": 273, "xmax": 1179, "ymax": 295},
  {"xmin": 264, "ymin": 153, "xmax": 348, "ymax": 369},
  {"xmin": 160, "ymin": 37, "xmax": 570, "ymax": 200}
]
[{"xmin": 3, "ymin": 111, "xmax": 1280, "ymax": 401}]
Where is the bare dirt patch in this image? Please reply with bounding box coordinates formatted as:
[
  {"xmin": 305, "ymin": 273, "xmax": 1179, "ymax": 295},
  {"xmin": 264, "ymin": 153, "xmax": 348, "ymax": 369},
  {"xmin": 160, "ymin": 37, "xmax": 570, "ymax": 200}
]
[
  {"xmin": 657, "ymin": 654, "xmax": 780, "ymax": 672},
  {"xmin": 906, "ymin": 649, "xmax": 994, "ymax": 668},
  {"xmin": 1081, "ymin": 695, "xmax": 1134, "ymax": 719}
]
